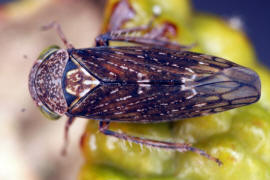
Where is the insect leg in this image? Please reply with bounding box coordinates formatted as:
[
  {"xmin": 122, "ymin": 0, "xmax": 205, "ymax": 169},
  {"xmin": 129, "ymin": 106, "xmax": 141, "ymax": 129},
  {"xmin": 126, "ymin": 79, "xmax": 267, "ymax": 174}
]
[
  {"xmin": 41, "ymin": 21, "xmax": 74, "ymax": 49},
  {"xmin": 99, "ymin": 121, "xmax": 222, "ymax": 165},
  {"xmin": 95, "ymin": 30, "xmax": 194, "ymax": 50},
  {"xmin": 105, "ymin": 0, "xmax": 135, "ymax": 31},
  {"xmin": 96, "ymin": 14, "xmax": 194, "ymax": 50},
  {"xmin": 95, "ymin": 24, "xmax": 194, "ymax": 50},
  {"xmin": 61, "ymin": 116, "xmax": 76, "ymax": 155},
  {"xmin": 105, "ymin": 0, "xmax": 160, "ymax": 31},
  {"xmin": 95, "ymin": 20, "xmax": 154, "ymax": 46}
]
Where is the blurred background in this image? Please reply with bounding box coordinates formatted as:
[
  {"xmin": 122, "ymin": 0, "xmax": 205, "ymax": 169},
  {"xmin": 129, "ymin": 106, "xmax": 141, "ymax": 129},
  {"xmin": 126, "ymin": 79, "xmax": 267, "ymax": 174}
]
[
  {"xmin": 192, "ymin": 0, "xmax": 270, "ymax": 67},
  {"xmin": 0, "ymin": 0, "xmax": 268, "ymax": 180},
  {"xmin": 0, "ymin": 1, "xmax": 104, "ymax": 180}
]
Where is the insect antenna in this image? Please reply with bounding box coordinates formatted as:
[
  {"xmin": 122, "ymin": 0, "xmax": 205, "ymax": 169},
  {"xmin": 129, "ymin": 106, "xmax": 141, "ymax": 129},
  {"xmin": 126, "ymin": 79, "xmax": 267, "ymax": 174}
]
[{"xmin": 41, "ymin": 21, "xmax": 74, "ymax": 49}]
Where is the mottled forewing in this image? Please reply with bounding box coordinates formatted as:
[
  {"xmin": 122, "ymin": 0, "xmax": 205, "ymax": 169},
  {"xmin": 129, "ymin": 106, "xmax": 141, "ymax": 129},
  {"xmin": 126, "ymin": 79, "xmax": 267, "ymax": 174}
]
[
  {"xmin": 68, "ymin": 79, "xmax": 259, "ymax": 122},
  {"xmin": 70, "ymin": 46, "xmax": 237, "ymax": 84},
  {"xmin": 68, "ymin": 83, "xmax": 200, "ymax": 122},
  {"xmin": 68, "ymin": 46, "xmax": 260, "ymax": 122}
]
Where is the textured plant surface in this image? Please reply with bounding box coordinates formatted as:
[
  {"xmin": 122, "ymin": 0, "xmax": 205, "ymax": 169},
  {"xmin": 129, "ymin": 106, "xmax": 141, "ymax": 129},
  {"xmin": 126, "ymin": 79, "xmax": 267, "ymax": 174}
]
[{"xmin": 79, "ymin": 0, "xmax": 270, "ymax": 179}]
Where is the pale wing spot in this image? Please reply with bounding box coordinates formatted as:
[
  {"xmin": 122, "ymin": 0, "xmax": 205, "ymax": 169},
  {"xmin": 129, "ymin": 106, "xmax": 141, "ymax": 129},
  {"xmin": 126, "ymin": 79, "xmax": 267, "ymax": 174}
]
[
  {"xmin": 137, "ymin": 83, "xmax": 151, "ymax": 94},
  {"xmin": 138, "ymin": 84, "xmax": 151, "ymax": 88},
  {"xmin": 109, "ymin": 72, "xmax": 117, "ymax": 76},
  {"xmin": 115, "ymin": 51, "xmax": 124, "ymax": 55},
  {"xmin": 120, "ymin": 65, "xmax": 128, "ymax": 70},
  {"xmin": 181, "ymin": 84, "xmax": 192, "ymax": 91},
  {"xmin": 185, "ymin": 67, "xmax": 194, "ymax": 73},
  {"xmin": 110, "ymin": 88, "xmax": 119, "ymax": 94},
  {"xmin": 158, "ymin": 52, "xmax": 166, "ymax": 55},
  {"xmin": 97, "ymin": 57, "xmax": 105, "ymax": 61},
  {"xmin": 137, "ymin": 72, "xmax": 145, "ymax": 79},
  {"xmin": 86, "ymin": 61, "xmax": 99, "ymax": 67},
  {"xmin": 137, "ymin": 55, "xmax": 144, "ymax": 59},
  {"xmin": 147, "ymin": 96, "xmax": 155, "ymax": 101},
  {"xmin": 115, "ymin": 95, "xmax": 132, "ymax": 102},
  {"xmin": 96, "ymin": 103, "xmax": 105, "ymax": 108},
  {"xmin": 110, "ymin": 55, "xmax": 117, "ymax": 58},
  {"xmin": 138, "ymin": 89, "xmax": 143, "ymax": 94},
  {"xmin": 107, "ymin": 61, "xmax": 119, "ymax": 67},
  {"xmin": 83, "ymin": 80, "xmax": 100, "ymax": 85},
  {"xmin": 160, "ymin": 103, "xmax": 168, "ymax": 106},
  {"xmin": 214, "ymin": 108, "xmax": 225, "ymax": 112},
  {"xmin": 186, "ymin": 89, "xmax": 197, "ymax": 99},
  {"xmin": 79, "ymin": 88, "xmax": 92, "ymax": 97},
  {"xmin": 135, "ymin": 70, "xmax": 148, "ymax": 81},
  {"xmin": 90, "ymin": 100, "xmax": 96, "ymax": 104},
  {"xmin": 181, "ymin": 77, "xmax": 194, "ymax": 83},
  {"xmin": 127, "ymin": 102, "xmax": 134, "ymax": 106},
  {"xmin": 153, "ymin": 58, "xmax": 159, "ymax": 62},
  {"xmin": 191, "ymin": 74, "xmax": 196, "ymax": 80},
  {"xmin": 194, "ymin": 103, "xmax": 207, "ymax": 107},
  {"xmin": 191, "ymin": 55, "xmax": 201, "ymax": 58},
  {"xmin": 137, "ymin": 79, "xmax": 150, "ymax": 83},
  {"xmin": 206, "ymin": 96, "xmax": 220, "ymax": 101},
  {"xmin": 214, "ymin": 57, "xmax": 227, "ymax": 63}
]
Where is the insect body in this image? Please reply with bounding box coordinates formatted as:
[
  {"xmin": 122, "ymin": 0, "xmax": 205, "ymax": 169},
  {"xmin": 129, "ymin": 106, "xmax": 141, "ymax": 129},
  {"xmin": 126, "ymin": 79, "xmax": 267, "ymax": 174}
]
[{"xmin": 29, "ymin": 23, "xmax": 260, "ymax": 165}]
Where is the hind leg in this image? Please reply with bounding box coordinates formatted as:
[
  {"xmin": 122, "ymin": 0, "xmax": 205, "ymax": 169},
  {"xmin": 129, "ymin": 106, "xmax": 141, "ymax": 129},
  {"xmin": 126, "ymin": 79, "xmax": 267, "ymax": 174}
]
[{"xmin": 99, "ymin": 121, "xmax": 222, "ymax": 166}]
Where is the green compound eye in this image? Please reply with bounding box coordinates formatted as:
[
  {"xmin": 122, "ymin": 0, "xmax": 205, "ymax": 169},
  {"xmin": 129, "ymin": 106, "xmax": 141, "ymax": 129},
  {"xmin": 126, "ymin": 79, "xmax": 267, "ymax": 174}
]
[
  {"xmin": 38, "ymin": 45, "xmax": 60, "ymax": 60},
  {"xmin": 39, "ymin": 105, "xmax": 61, "ymax": 120}
]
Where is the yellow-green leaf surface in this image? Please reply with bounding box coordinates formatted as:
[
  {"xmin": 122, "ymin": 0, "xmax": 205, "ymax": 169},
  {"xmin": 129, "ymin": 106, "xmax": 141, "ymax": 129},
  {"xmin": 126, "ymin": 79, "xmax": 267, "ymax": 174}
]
[
  {"xmin": 79, "ymin": 1, "xmax": 270, "ymax": 179},
  {"xmin": 191, "ymin": 13, "xmax": 257, "ymax": 68}
]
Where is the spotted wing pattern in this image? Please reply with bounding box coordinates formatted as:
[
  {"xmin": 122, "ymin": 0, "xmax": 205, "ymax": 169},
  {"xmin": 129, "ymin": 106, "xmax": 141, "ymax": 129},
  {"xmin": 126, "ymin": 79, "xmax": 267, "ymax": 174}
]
[
  {"xmin": 69, "ymin": 46, "xmax": 236, "ymax": 84},
  {"xmin": 67, "ymin": 46, "xmax": 260, "ymax": 122}
]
